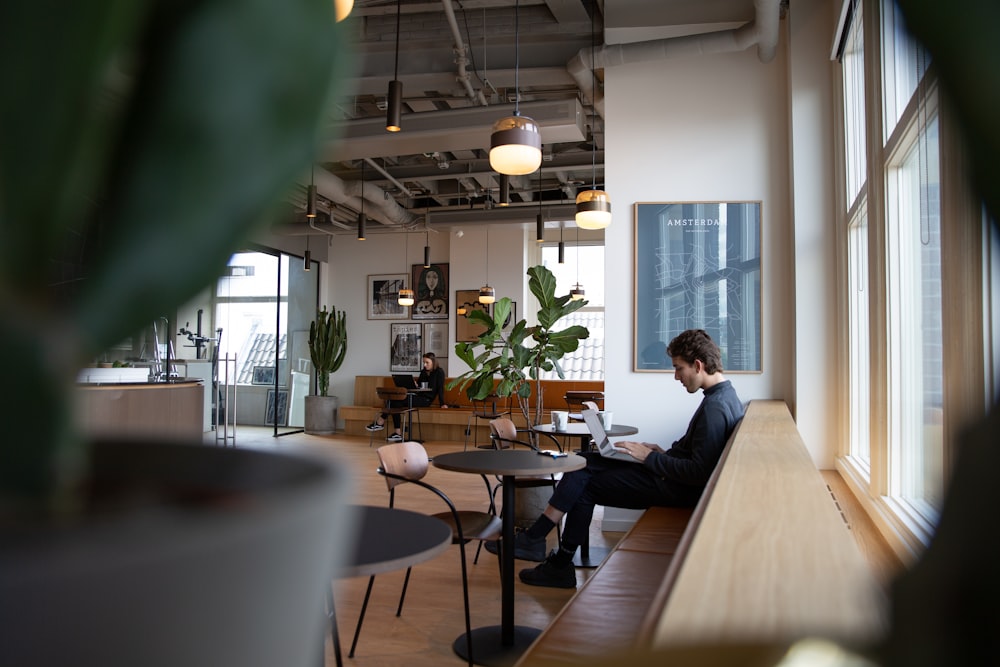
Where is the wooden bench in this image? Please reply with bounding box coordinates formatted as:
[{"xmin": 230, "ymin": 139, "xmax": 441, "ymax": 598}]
[
  {"xmin": 340, "ymin": 376, "xmax": 604, "ymax": 441},
  {"xmin": 514, "ymin": 400, "xmax": 887, "ymax": 665}
]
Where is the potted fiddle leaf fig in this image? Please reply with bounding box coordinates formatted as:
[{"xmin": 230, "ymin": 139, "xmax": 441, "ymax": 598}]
[
  {"xmin": 0, "ymin": 2, "xmax": 360, "ymax": 666},
  {"xmin": 450, "ymin": 265, "xmax": 590, "ymax": 429},
  {"xmin": 305, "ymin": 305, "xmax": 348, "ymax": 434}
]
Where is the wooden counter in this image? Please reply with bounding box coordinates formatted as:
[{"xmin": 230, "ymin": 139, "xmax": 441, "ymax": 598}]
[
  {"xmin": 650, "ymin": 400, "xmax": 887, "ymax": 648},
  {"xmin": 76, "ymin": 380, "xmax": 205, "ymax": 442}
]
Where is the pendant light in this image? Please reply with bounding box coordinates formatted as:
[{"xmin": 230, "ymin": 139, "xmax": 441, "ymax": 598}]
[
  {"xmin": 306, "ymin": 166, "xmax": 317, "ymax": 218},
  {"xmin": 423, "ymin": 208, "xmax": 431, "ymax": 267},
  {"xmin": 575, "ymin": 0, "xmax": 611, "ymax": 230},
  {"xmin": 535, "ymin": 170, "xmax": 545, "ymax": 242},
  {"xmin": 385, "ymin": 0, "xmax": 402, "ymax": 132},
  {"xmin": 570, "ymin": 224, "xmax": 585, "ymax": 300},
  {"xmin": 498, "ymin": 174, "xmax": 510, "ymax": 207},
  {"xmin": 398, "ymin": 232, "xmax": 414, "ymax": 305},
  {"xmin": 558, "ymin": 222, "xmax": 565, "ymax": 264},
  {"xmin": 356, "ymin": 160, "xmax": 366, "ymax": 240},
  {"xmin": 479, "ymin": 226, "xmax": 495, "ymax": 304},
  {"xmin": 488, "ymin": 0, "xmax": 541, "ymax": 176},
  {"xmin": 334, "ymin": 0, "xmax": 354, "ymax": 23}
]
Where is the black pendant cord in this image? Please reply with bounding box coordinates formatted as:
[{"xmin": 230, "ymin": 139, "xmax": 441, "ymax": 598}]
[
  {"xmin": 513, "ymin": 0, "xmax": 521, "ymax": 116},
  {"xmin": 393, "ymin": 0, "xmax": 401, "ymax": 82},
  {"xmin": 590, "ymin": 0, "xmax": 598, "ymax": 189}
]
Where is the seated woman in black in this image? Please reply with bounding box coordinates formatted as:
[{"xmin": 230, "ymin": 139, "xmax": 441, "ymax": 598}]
[{"xmin": 366, "ymin": 352, "xmax": 448, "ymax": 442}]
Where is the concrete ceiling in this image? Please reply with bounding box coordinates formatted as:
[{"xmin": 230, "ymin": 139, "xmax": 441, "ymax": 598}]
[{"xmin": 289, "ymin": 0, "xmax": 781, "ymax": 234}]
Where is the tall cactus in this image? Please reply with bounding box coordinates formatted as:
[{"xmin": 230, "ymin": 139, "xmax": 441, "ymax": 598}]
[{"xmin": 308, "ymin": 306, "xmax": 347, "ymax": 396}]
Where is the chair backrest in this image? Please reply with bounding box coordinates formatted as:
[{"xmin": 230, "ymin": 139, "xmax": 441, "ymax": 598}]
[
  {"xmin": 472, "ymin": 394, "xmax": 507, "ymax": 417},
  {"xmin": 582, "ymin": 400, "xmax": 599, "ymax": 413},
  {"xmin": 489, "ymin": 417, "xmax": 518, "ymax": 450},
  {"xmin": 377, "ymin": 440, "xmax": 429, "ymax": 491},
  {"xmin": 376, "ymin": 386, "xmax": 408, "ymax": 404}
]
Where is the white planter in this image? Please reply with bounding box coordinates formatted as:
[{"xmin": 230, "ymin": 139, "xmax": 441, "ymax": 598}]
[{"xmin": 0, "ymin": 440, "xmax": 357, "ymax": 667}]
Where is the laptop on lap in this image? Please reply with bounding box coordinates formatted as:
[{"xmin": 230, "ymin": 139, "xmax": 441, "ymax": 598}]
[{"xmin": 581, "ymin": 409, "xmax": 641, "ymax": 463}]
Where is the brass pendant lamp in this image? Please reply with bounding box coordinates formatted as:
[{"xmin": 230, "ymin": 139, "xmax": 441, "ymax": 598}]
[
  {"xmin": 488, "ymin": 0, "xmax": 541, "ymax": 176},
  {"xmin": 575, "ymin": 0, "xmax": 611, "ymax": 230}
]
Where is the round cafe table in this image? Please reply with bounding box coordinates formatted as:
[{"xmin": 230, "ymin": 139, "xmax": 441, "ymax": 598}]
[
  {"xmin": 432, "ymin": 449, "xmax": 586, "ymax": 667},
  {"xmin": 531, "ymin": 421, "xmax": 639, "ymax": 454},
  {"xmin": 327, "ymin": 505, "xmax": 452, "ymax": 667}
]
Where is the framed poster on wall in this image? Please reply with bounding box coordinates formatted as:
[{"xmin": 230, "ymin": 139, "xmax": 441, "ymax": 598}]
[
  {"xmin": 633, "ymin": 201, "xmax": 762, "ymax": 372},
  {"xmin": 368, "ymin": 273, "xmax": 409, "ymax": 320},
  {"xmin": 411, "ymin": 263, "xmax": 449, "ymax": 320},
  {"xmin": 422, "ymin": 322, "xmax": 448, "ymax": 375},
  {"xmin": 390, "ymin": 322, "xmax": 422, "ymax": 372},
  {"xmin": 455, "ymin": 289, "xmax": 490, "ymax": 342}
]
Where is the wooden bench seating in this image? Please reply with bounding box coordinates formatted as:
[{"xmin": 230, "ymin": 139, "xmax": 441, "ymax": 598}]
[
  {"xmin": 340, "ymin": 376, "xmax": 604, "ymax": 441},
  {"xmin": 515, "ymin": 400, "xmax": 887, "ymax": 666}
]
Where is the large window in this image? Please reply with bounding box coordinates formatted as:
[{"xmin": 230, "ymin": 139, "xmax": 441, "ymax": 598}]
[
  {"xmin": 835, "ymin": 0, "xmax": 988, "ymax": 556},
  {"xmin": 539, "ymin": 238, "xmax": 604, "ymax": 380}
]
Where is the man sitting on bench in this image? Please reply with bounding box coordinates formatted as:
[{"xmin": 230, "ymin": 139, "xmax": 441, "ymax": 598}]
[{"xmin": 493, "ymin": 329, "xmax": 744, "ymax": 589}]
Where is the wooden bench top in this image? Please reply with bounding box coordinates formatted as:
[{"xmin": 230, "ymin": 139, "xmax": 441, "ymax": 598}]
[{"xmin": 647, "ymin": 400, "xmax": 888, "ymax": 647}]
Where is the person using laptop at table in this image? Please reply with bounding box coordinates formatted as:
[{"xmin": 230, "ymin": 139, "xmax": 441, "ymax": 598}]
[
  {"xmin": 496, "ymin": 329, "xmax": 744, "ymax": 588},
  {"xmin": 366, "ymin": 352, "xmax": 448, "ymax": 442}
]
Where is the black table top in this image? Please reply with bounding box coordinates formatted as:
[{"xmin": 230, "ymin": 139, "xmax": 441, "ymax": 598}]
[
  {"xmin": 432, "ymin": 449, "xmax": 586, "ymax": 477},
  {"xmin": 339, "ymin": 505, "xmax": 452, "ymax": 578}
]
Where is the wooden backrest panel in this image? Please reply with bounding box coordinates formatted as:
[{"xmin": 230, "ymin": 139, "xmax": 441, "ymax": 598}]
[{"xmin": 376, "ymin": 441, "xmax": 429, "ymax": 491}]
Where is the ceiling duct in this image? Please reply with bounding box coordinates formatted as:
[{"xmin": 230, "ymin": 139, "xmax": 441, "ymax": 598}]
[{"xmin": 569, "ymin": 0, "xmax": 782, "ymax": 119}]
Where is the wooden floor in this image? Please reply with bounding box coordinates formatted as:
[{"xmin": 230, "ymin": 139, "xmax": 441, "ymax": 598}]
[{"xmin": 219, "ymin": 427, "xmax": 902, "ymax": 667}]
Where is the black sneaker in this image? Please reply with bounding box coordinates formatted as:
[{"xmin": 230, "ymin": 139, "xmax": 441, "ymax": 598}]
[
  {"xmin": 518, "ymin": 559, "xmax": 576, "ymax": 589},
  {"xmin": 484, "ymin": 532, "xmax": 546, "ymax": 562},
  {"xmin": 386, "ymin": 433, "xmax": 403, "ymax": 443},
  {"xmin": 365, "ymin": 422, "xmax": 384, "ymax": 432}
]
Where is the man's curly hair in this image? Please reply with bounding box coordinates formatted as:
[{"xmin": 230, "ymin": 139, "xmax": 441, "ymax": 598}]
[{"xmin": 666, "ymin": 329, "xmax": 722, "ymax": 374}]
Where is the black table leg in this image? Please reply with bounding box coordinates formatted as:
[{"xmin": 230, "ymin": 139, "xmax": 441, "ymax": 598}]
[{"xmin": 450, "ymin": 475, "xmax": 541, "ymax": 667}]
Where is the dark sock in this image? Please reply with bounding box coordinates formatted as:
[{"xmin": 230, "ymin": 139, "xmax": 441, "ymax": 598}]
[
  {"xmin": 548, "ymin": 545, "xmax": 577, "ymax": 567},
  {"xmin": 525, "ymin": 515, "xmax": 556, "ymax": 540}
]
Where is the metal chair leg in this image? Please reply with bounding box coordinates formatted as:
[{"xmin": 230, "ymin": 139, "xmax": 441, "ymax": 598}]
[
  {"xmin": 396, "ymin": 566, "xmax": 412, "ymax": 616},
  {"xmin": 348, "ymin": 574, "xmax": 377, "ymax": 658}
]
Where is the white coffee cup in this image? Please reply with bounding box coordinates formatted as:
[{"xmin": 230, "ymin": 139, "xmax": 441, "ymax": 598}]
[
  {"xmin": 551, "ymin": 410, "xmax": 569, "ymax": 430},
  {"xmin": 599, "ymin": 411, "xmax": 613, "ymax": 429},
  {"xmin": 420, "ymin": 381, "xmax": 429, "ymax": 389}
]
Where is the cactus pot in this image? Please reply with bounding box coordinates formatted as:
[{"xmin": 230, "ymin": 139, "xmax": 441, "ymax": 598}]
[
  {"xmin": 0, "ymin": 439, "xmax": 357, "ymax": 667},
  {"xmin": 304, "ymin": 395, "xmax": 340, "ymax": 435}
]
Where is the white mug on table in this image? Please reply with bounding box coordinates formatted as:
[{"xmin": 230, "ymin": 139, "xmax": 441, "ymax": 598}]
[
  {"xmin": 599, "ymin": 411, "xmax": 613, "ymax": 429},
  {"xmin": 551, "ymin": 410, "xmax": 569, "ymax": 430}
]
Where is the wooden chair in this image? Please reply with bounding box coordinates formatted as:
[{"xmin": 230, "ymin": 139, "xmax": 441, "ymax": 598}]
[
  {"xmin": 464, "ymin": 393, "xmax": 511, "ymax": 450},
  {"xmin": 369, "ymin": 386, "xmax": 413, "ymax": 446},
  {"xmin": 480, "ymin": 417, "xmax": 562, "ymax": 559},
  {"xmin": 348, "ymin": 441, "xmax": 500, "ymax": 667}
]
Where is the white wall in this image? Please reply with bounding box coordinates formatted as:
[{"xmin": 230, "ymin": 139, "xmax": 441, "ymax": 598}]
[
  {"xmin": 325, "ymin": 222, "xmax": 532, "ymax": 413},
  {"xmin": 603, "ymin": 39, "xmax": 797, "ymax": 454},
  {"xmin": 787, "ymin": 0, "xmax": 841, "ymax": 467}
]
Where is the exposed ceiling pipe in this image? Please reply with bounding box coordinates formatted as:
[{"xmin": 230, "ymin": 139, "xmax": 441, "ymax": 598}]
[
  {"xmin": 441, "ymin": 0, "xmax": 488, "ymax": 107},
  {"xmin": 364, "ymin": 157, "xmax": 413, "ymax": 198},
  {"xmin": 310, "ymin": 166, "xmax": 419, "ymax": 228},
  {"xmin": 568, "ymin": 0, "xmax": 782, "ymax": 119}
]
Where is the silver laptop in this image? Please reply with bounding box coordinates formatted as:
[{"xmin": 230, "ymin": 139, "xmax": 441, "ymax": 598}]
[{"xmin": 581, "ymin": 409, "xmax": 640, "ymax": 463}]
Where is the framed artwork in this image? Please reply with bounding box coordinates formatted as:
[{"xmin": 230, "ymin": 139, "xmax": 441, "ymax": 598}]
[
  {"xmin": 265, "ymin": 389, "xmax": 289, "ymax": 426},
  {"xmin": 422, "ymin": 322, "xmax": 448, "ymax": 374},
  {"xmin": 411, "ymin": 263, "xmax": 449, "ymax": 320},
  {"xmin": 368, "ymin": 273, "xmax": 409, "ymax": 320},
  {"xmin": 455, "ymin": 289, "xmax": 490, "ymax": 342},
  {"xmin": 390, "ymin": 322, "xmax": 422, "ymax": 372},
  {"xmin": 633, "ymin": 201, "xmax": 762, "ymax": 373},
  {"xmin": 251, "ymin": 365, "xmax": 275, "ymax": 385}
]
